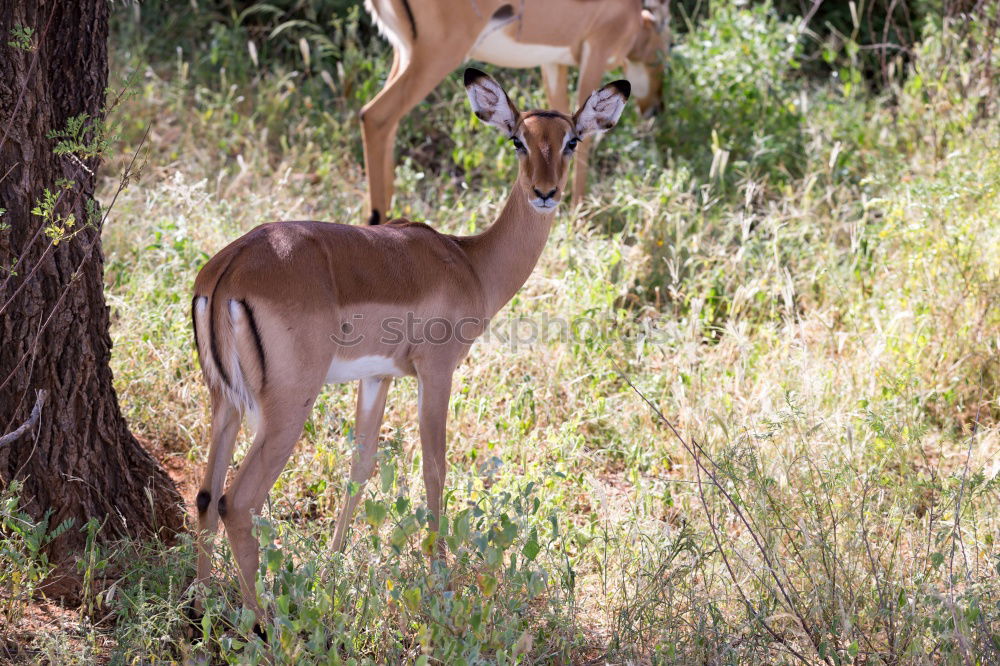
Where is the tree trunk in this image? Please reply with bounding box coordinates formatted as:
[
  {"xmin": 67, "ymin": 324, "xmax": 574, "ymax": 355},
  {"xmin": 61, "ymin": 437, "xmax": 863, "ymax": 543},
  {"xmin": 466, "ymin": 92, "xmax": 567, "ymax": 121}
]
[{"xmin": 0, "ymin": 0, "xmax": 184, "ymax": 597}]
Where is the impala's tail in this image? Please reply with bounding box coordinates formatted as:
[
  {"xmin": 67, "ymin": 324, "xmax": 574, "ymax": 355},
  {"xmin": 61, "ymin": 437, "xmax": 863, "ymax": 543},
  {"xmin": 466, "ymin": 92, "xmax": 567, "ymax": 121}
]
[
  {"xmin": 192, "ymin": 293, "xmax": 266, "ymax": 430},
  {"xmin": 365, "ymin": 0, "xmax": 417, "ymax": 43}
]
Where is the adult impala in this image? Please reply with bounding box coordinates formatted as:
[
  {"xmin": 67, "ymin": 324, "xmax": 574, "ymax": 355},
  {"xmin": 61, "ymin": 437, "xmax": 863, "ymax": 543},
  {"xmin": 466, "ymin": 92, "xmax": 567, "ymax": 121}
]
[
  {"xmin": 192, "ymin": 69, "xmax": 630, "ymax": 618},
  {"xmin": 361, "ymin": 0, "xmax": 667, "ymax": 224}
]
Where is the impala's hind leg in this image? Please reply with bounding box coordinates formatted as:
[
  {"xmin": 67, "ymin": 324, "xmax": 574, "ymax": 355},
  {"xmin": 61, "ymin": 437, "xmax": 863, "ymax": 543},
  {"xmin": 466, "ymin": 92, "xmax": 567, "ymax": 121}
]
[
  {"xmin": 194, "ymin": 389, "xmax": 241, "ymax": 597},
  {"xmin": 361, "ymin": 41, "xmax": 477, "ymax": 223},
  {"xmin": 332, "ymin": 376, "xmax": 392, "ymax": 551},
  {"xmin": 219, "ymin": 402, "xmax": 316, "ymax": 618}
]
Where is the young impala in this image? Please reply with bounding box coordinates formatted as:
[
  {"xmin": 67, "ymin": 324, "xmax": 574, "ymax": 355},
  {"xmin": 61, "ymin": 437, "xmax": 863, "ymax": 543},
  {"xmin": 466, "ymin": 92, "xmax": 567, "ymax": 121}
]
[
  {"xmin": 360, "ymin": 0, "xmax": 668, "ymax": 224},
  {"xmin": 192, "ymin": 69, "xmax": 630, "ymax": 618}
]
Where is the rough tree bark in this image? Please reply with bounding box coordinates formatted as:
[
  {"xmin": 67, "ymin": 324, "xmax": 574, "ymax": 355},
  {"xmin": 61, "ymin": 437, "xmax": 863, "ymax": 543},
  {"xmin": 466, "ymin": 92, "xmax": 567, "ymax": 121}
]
[{"xmin": 0, "ymin": 0, "xmax": 184, "ymax": 596}]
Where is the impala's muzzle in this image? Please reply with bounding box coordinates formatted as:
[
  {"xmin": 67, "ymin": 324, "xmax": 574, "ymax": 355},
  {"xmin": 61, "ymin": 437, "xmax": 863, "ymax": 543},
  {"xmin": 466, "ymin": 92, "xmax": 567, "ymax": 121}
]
[{"xmin": 530, "ymin": 186, "xmax": 560, "ymax": 211}]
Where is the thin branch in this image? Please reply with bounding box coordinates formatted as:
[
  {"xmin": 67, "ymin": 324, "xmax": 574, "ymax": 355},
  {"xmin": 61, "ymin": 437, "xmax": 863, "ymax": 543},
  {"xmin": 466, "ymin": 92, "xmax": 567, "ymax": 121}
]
[
  {"xmin": 0, "ymin": 185, "xmax": 75, "ymax": 316},
  {"xmin": 0, "ymin": 4, "xmax": 57, "ymax": 153},
  {"xmin": 798, "ymin": 0, "xmax": 826, "ymax": 32},
  {"xmin": 0, "ymin": 389, "xmax": 47, "ymax": 448},
  {"xmin": 0, "ymin": 124, "xmax": 150, "ymax": 395},
  {"xmin": 608, "ymin": 355, "xmax": 822, "ymax": 664},
  {"xmin": 946, "ymin": 394, "xmax": 981, "ymax": 666},
  {"xmin": 0, "ymin": 72, "xmax": 141, "ymax": 310},
  {"xmin": 0, "ymin": 163, "xmax": 16, "ymax": 188}
]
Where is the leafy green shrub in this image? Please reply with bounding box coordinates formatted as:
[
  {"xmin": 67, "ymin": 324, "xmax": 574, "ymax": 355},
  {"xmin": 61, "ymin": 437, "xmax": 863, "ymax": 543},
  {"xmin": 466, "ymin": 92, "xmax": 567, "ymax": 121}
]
[
  {"xmin": 0, "ymin": 481, "xmax": 73, "ymax": 631},
  {"xmin": 107, "ymin": 438, "xmax": 581, "ymax": 664},
  {"xmin": 114, "ymin": 0, "xmax": 368, "ymax": 78},
  {"xmin": 658, "ymin": 3, "xmax": 805, "ymax": 190}
]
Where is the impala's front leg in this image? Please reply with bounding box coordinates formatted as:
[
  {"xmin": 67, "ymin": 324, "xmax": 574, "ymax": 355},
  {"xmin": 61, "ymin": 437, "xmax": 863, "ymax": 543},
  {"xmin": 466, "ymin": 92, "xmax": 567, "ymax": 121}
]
[
  {"xmin": 416, "ymin": 367, "xmax": 454, "ymax": 544},
  {"xmin": 332, "ymin": 376, "xmax": 392, "ymax": 552},
  {"xmin": 571, "ymin": 43, "xmax": 613, "ymax": 206},
  {"xmin": 541, "ymin": 63, "xmax": 570, "ymax": 114}
]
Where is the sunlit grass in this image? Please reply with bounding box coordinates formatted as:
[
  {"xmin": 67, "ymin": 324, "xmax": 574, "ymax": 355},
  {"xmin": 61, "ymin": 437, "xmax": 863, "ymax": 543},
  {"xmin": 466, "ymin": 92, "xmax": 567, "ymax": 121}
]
[{"xmin": 4, "ymin": 5, "xmax": 1000, "ymax": 664}]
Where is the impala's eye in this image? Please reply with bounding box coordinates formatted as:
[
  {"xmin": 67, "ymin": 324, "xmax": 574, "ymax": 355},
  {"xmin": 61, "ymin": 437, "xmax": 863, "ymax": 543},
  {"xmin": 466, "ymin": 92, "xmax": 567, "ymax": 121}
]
[
  {"xmin": 511, "ymin": 136, "xmax": 526, "ymax": 153},
  {"xmin": 564, "ymin": 137, "xmax": 579, "ymax": 153}
]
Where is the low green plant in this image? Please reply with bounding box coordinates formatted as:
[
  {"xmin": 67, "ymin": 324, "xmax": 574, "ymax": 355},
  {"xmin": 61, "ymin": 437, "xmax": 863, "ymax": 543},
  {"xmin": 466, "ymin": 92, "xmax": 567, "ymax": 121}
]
[
  {"xmin": 0, "ymin": 481, "xmax": 74, "ymax": 632},
  {"xmin": 7, "ymin": 24, "xmax": 35, "ymax": 51},
  {"xmin": 194, "ymin": 440, "xmax": 577, "ymax": 663}
]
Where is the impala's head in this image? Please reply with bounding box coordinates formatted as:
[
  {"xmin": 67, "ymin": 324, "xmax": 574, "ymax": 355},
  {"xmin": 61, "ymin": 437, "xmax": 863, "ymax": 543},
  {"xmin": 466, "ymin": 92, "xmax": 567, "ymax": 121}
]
[
  {"xmin": 464, "ymin": 68, "xmax": 629, "ymax": 213},
  {"xmin": 625, "ymin": 6, "xmax": 670, "ymax": 115}
]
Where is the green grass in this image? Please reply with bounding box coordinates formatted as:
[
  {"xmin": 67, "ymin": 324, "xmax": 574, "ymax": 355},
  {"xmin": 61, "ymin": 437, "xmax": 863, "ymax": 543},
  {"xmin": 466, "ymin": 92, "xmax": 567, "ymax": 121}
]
[{"xmin": 4, "ymin": 4, "xmax": 1000, "ymax": 664}]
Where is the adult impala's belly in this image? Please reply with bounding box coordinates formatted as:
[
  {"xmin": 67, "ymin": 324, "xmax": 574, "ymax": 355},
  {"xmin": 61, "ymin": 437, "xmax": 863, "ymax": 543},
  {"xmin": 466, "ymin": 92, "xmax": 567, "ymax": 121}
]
[
  {"xmin": 469, "ymin": 24, "xmax": 576, "ymax": 68},
  {"xmin": 325, "ymin": 355, "xmax": 406, "ymax": 384}
]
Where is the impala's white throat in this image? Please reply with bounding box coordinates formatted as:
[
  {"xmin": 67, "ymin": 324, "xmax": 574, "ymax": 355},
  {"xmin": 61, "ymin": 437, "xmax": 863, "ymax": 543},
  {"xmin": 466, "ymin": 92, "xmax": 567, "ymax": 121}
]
[{"xmin": 326, "ymin": 355, "xmax": 404, "ymax": 384}]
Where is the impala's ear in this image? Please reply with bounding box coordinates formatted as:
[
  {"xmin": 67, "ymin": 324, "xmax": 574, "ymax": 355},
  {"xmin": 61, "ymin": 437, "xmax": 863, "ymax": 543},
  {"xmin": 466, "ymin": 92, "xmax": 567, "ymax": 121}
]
[
  {"xmin": 574, "ymin": 80, "xmax": 631, "ymax": 137},
  {"xmin": 464, "ymin": 68, "xmax": 520, "ymax": 136}
]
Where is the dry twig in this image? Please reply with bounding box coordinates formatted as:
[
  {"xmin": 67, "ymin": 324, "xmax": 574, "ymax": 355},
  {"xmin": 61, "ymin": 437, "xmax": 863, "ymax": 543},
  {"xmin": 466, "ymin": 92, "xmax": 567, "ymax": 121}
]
[{"xmin": 0, "ymin": 388, "xmax": 48, "ymax": 448}]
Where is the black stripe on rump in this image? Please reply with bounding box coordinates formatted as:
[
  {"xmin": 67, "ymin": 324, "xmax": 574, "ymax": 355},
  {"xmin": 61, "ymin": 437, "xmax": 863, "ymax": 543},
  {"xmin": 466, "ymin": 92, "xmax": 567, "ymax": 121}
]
[
  {"xmin": 401, "ymin": 0, "xmax": 417, "ymax": 38},
  {"xmin": 240, "ymin": 299, "xmax": 267, "ymax": 386},
  {"xmin": 209, "ymin": 282, "xmax": 232, "ymax": 388},
  {"xmin": 191, "ymin": 296, "xmax": 201, "ymax": 354},
  {"xmin": 208, "ymin": 257, "xmax": 236, "ymax": 388}
]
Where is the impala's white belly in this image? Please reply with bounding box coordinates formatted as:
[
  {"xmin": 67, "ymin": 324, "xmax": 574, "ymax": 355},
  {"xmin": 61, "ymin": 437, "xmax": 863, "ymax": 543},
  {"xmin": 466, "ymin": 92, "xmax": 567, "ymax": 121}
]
[
  {"xmin": 326, "ymin": 355, "xmax": 405, "ymax": 384},
  {"xmin": 469, "ymin": 25, "xmax": 575, "ymax": 68}
]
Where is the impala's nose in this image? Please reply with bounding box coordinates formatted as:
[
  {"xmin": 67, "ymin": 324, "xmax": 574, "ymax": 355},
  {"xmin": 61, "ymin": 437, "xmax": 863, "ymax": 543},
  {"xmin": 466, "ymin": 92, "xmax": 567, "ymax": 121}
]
[{"xmin": 533, "ymin": 187, "xmax": 558, "ymax": 201}]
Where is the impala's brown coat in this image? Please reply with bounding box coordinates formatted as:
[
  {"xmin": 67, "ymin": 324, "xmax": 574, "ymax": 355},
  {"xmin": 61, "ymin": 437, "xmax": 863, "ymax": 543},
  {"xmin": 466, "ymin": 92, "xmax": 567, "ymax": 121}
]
[{"xmin": 192, "ymin": 70, "xmax": 629, "ymax": 619}]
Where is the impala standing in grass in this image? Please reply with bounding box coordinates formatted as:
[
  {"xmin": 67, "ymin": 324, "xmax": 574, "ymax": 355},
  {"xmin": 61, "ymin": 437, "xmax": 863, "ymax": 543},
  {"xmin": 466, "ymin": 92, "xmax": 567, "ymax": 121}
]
[
  {"xmin": 191, "ymin": 69, "xmax": 630, "ymax": 619},
  {"xmin": 360, "ymin": 0, "xmax": 667, "ymax": 224}
]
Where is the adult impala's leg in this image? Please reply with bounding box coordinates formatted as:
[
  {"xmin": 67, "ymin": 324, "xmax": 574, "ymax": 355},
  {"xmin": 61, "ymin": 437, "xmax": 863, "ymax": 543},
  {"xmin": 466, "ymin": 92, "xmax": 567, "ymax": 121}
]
[
  {"xmin": 361, "ymin": 42, "xmax": 477, "ymax": 224},
  {"xmin": 194, "ymin": 390, "xmax": 241, "ymax": 593},
  {"xmin": 415, "ymin": 367, "xmax": 453, "ymax": 540},
  {"xmin": 219, "ymin": 401, "xmax": 316, "ymax": 616},
  {"xmin": 387, "ymin": 46, "xmax": 402, "ymax": 85},
  {"xmin": 571, "ymin": 43, "xmax": 612, "ymax": 206},
  {"xmin": 378, "ymin": 49, "xmax": 405, "ymax": 207},
  {"xmin": 332, "ymin": 376, "xmax": 392, "ymax": 551},
  {"xmin": 541, "ymin": 63, "xmax": 570, "ymax": 114}
]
